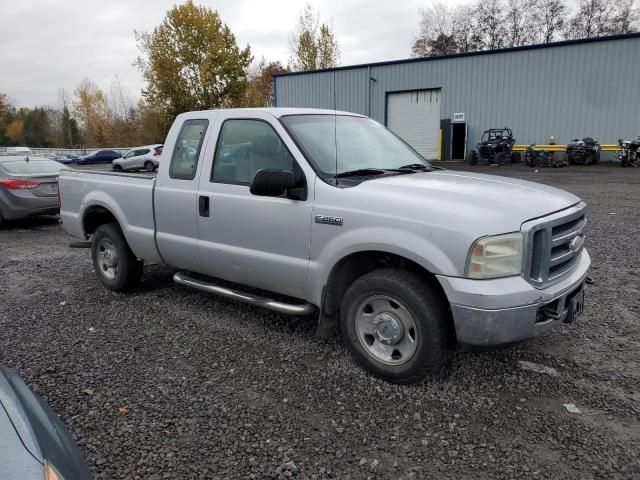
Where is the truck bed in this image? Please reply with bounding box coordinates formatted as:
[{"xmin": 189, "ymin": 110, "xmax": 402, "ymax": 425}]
[{"xmin": 58, "ymin": 168, "xmax": 162, "ymax": 262}]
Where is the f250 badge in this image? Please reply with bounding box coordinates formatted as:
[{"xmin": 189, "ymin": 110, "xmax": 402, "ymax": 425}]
[{"xmin": 315, "ymin": 214, "xmax": 343, "ymax": 226}]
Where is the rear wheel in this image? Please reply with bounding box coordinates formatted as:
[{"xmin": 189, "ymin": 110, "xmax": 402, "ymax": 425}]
[
  {"xmin": 567, "ymin": 153, "xmax": 575, "ymax": 165},
  {"xmin": 511, "ymin": 152, "xmax": 522, "ymax": 163},
  {"xmin": 91, "ymin": 223, "xmax": 142, "ymax": 292},
  {"xmin": 340, "ymin": 269, "xmax": 451, "ymax": 384},
  {"xmin": 495, "ymin": 152, "xmax": 506, "ymax": 165},
  {"xmin": 467, "ymin": 150, "xmax": 479, "ymax": 165},
  {"xmin": 144, "ymin": 161, "xmax": 155, "ymax": 172}
]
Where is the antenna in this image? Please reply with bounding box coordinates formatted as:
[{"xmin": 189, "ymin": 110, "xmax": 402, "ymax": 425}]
[{"xmin": 333, "ymin": 70, "xmax": 338, "ymax": 185}]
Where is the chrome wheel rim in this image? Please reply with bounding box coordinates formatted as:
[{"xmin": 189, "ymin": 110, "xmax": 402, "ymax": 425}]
[
  {"xmin": 97, "ymin": 239, "xmax": 118, "ymax": 280},
  {"xmin": 355, "ymin": 295, "xmax": 418, "ymax": 366}
]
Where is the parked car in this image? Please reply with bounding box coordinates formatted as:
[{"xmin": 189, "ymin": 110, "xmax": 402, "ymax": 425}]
[
  {"xmin": 0, "ymin": 366, "xmax": 91, "ymax": 480},
  {"xmin": 76, "ymin": 150, "xmax": 122, "ymax": 165},
  {"xmin": 53, "ymin": 154, "xmax": 79, "ymax": 165},
  {"xmin": 59, "ymin": 108, "xmax": 590, "ymax": 384},
  {"xmin": 112, "ymin": 144, "xmax": 163, "ymax": 172},
  {"xmin": 5, "ymin": 146, "xmax": 33, "ymax": 156},
  {"xmin": 0, "ymin": 156, "xmax": 67, "ymax": 227}
]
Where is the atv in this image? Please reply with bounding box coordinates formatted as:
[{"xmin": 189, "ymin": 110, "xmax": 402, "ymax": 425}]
[
  {"xmin": 566, "ymin": 137, "xmax": 600, "ymax": 165},
  {"xmin": 616, "ymin": 136, "xmax": 640, "ymax": 167},
  {"xmin": 525, "ymin": 144, "xmax": 567, "ymax": 168},
  {"xmin": 466, "ymin": 128, "xmax": 519, "ymax": 165}
]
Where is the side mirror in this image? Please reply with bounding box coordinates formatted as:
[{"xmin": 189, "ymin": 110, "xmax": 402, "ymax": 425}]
[{"xmin": 250, "ymin": 169, "xmax": 298, "ymax": 197}]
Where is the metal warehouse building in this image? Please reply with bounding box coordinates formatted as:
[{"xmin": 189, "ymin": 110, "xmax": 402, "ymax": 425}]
[{"xmin": 274, "ymin": 33, "xmax": 640, "ymax": 161}]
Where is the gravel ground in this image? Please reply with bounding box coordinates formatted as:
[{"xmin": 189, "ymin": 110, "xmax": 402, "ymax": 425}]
[{"xmin": 0, "ymin": 163, "xmax": 638, "ymax": 479}]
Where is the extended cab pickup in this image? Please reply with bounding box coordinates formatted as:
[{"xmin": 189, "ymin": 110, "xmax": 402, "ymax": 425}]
[{"xmin": 59, "ymin": 108, "xmax": 591, "ymax": 383}]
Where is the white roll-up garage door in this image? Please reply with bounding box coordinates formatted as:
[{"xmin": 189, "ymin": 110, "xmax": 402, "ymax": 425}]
[{"xmin": 387, "ymin": 89, "xmax": 441, "ymax": 160}]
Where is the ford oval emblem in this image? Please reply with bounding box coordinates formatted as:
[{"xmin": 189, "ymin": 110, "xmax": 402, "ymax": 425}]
[{"xmin": 569, "ymin": 234, "xmax": 584, "ymax": 251}]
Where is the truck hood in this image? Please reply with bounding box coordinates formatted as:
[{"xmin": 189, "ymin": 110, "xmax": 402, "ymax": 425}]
[{"xmin": 355, "ymin": 169, "xmax": 580, "ymax": 234}]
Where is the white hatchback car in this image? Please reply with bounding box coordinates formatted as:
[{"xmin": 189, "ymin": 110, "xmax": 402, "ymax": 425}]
[{"xmin": 112, "ymin": 144, "xmax": 163, "ymax": 172}]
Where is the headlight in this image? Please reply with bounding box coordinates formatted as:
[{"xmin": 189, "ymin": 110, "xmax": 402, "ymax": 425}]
[{"xmin": 465, "ymin": 232, "xmax": 523, "ymax": 279}]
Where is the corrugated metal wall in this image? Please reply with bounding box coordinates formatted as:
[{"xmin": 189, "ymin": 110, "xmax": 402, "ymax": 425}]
[{"xmin": 275, "ymin": 36, "xmax": 640, "ymax": 159}]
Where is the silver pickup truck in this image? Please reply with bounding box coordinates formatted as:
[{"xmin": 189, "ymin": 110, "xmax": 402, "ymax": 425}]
[{"xmin": 59, "ymin": 108, "xmax": 590, "ymax": 383}]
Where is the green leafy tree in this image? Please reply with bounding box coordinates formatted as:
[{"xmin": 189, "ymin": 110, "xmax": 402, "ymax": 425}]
[
  {"xmin": 135, "ymin": 0, "xmax": 252, "ymax": 128},
  {"xmin": 61, "ymin": 106, "xmax": 81, "ymax": 147},
  {"xmin": 289, "ymin": 4, "xmax": 340, "ymax": 70}
]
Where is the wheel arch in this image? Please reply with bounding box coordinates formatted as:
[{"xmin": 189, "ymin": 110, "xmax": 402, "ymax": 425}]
[{"xmin": 320, "ymin": 250, "xmax": 450, "ymax": 321}]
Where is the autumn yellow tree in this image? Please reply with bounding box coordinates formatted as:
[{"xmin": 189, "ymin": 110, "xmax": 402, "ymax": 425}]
[
  {"xmin": 73, "ymin": 78, "xmax": 111, "ymax": 147},
  {"xmin": 135, "ymin": 0, "xmax": 252, "ymax": 128}
]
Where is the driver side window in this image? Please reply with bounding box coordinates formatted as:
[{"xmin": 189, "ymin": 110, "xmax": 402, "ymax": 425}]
[{"xmin": 211, "ymin": 119, "xmax": 295, "ymax": 185}]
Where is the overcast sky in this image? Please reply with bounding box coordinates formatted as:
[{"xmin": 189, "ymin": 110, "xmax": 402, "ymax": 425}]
[{"xmin": 0, "ymin": 0, "xmax": 473, "ymax": 108}]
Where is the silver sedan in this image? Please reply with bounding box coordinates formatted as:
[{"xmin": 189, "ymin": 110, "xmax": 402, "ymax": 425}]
[{"xmin": 0, "ymin": 156, "xmax": 67, "ymax": 228}]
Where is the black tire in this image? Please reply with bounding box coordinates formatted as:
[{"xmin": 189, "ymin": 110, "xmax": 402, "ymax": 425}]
[
  {"xmin": 340, "ymin": 268, "xmax": 452, "ymax": 384},
  {"xmin": 0, "ymin": 212, "xmax": 4, "ymax": 229},
  {"xmin": 144, "ymin": 161, "xmax": 155, "ymax": 172},
  {"xmin": 584, "ymin": 153, "xmax": 594, "ymax": 165},
  {"xmin": 567, "ymin": 153, "xmax": 575, "ymax": 165},
  {"xmin": 467, "ymin": 150, "xmax": 478, "ymax": 165},
  {"xmin": 112, "ymin": 164, "xmax": 122, "ymax": 171},
  {"xmin": 593, "ymin": 150, "xmax": 600, "ymax": 164},
  {"xmin": 91, "ymin": 223, "xmax": 142, "ymax": 292},
  {"xmin": 511, "ymin": 152, "xmax": 522, "ymax": 164},
  {"xmin": 495, "ymin": 152, "xmax": 506, "ymax": 165}
]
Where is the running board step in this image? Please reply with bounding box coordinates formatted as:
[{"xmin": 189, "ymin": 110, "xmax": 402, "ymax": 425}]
[{"xmin": 173, "ymin": 271, "xmax": 316, "ymax": 316}]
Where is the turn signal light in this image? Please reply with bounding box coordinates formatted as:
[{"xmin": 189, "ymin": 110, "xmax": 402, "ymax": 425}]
[{"xmin": 0, "ymin": 178, "xmax": 41, "ymax": 189}]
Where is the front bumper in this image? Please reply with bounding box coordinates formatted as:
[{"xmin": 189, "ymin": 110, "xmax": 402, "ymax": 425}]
[{"xmin": 436, "ymin": 249, "xmax": 591, "ymax": 346}]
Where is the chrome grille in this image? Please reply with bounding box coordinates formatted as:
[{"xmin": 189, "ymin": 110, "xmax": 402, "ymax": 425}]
[{"xmin": 523, "ymin": 203, "xmax": 587, "ymax": 288}]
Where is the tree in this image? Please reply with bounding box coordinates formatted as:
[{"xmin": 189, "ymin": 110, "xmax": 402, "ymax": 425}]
[
  {"xmin": 241, "ymin": 59, "xmax": 288, "ymax": 107},
  {"xmin": 135, "ymin": 0, "xmax": 252, "ymax": 126},
  {"xmin": 5, "ymin": 119, "xmax": 24, "ymax": 145},
  {"xmin": 565, "ymin": 0, "xmax": 612, "ymax": 38},
  {"xmin": 504, "ymin": 0, "xmax": 542, "ymax": 47},
  {"xmin": 474, "ymin": 0, "xmax": 508, "ymax": 50},
  {"xmin": 533, "ymin": 0, "xmax": 569, "ymax": 43},
  {"xmin": 289, "ymin": 4, "xmax": 340, "ymax": 70},
  {"xmin": 412, "ymin": 3, "xmax": 482, "ymax": 56},
  {"xmin": 317, "ymin": 24, "xmax": 341, "ymax": 68},
  {"xmin": 23, "ymin": 108, "xmax": 53, "ymax": 147},
  {"xmin": 61, "ymin": 106, "xmax": 81, "ymax": 147},
  {"xmin": 73, "ymin": 78, "xmax": 112, "ymax": 147},
  {"xmin": 607, "ymin": 0, "xmax": 640, "ymax": 34}
]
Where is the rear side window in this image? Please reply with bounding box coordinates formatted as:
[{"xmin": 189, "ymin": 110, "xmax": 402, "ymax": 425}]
[
  {"xmin": 136, "ymin": 149, "xmax": 150, "ymax": 156},
  {"xmin": 170, "ymin": 119, "xmax": 209, "ymax": 180}
]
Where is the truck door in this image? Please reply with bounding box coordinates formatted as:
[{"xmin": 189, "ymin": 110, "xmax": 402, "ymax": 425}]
[
  {"xmin": 155, "ymin": 116, "xmax": 213, "ymax": 272},
  {"xmin": 195, "ymin": 112, "xmax": 313, "ymax": 300}
]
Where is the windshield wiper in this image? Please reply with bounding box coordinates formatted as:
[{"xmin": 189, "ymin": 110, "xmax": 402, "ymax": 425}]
[{"xmin": 334, "ymin": 168, "xmax": 387, "ymax": 178}]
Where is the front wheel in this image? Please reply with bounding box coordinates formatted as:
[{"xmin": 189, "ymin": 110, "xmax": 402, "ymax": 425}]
[
  {"xmin": 144, "ymin": 161, "xmax": 156, "ymax": 172},
  {"xmin": 340, "ymin": 269, "xmax": 451, "ymax": 384},
  {"xmin": 91, "ymin": 223, "xmax": 142, "ymax": 292}
]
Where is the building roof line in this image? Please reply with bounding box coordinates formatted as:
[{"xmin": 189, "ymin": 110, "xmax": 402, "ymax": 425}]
[{"xmin": 274, "ymin": 32, "xmax": 640, "ymax": 78}]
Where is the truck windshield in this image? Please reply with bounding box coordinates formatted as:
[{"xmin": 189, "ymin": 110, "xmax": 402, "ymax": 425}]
[{"xmin": 281, "ymin": 115, "xmax": 431, "ymax": 177}]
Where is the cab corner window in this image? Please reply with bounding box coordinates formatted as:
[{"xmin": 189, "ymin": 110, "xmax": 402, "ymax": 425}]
[
  {"xmin": 211, "ymin": 119, "xmax": 295, "ymax": 185},
  {"xmin": 169, "ymin": 119, "xmax": 209, "ymax": 180}
]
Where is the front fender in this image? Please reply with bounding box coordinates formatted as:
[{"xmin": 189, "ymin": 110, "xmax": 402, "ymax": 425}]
[{"xmin": 307, "ymin": 226, "xmax": 458, "ymax": 306}]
